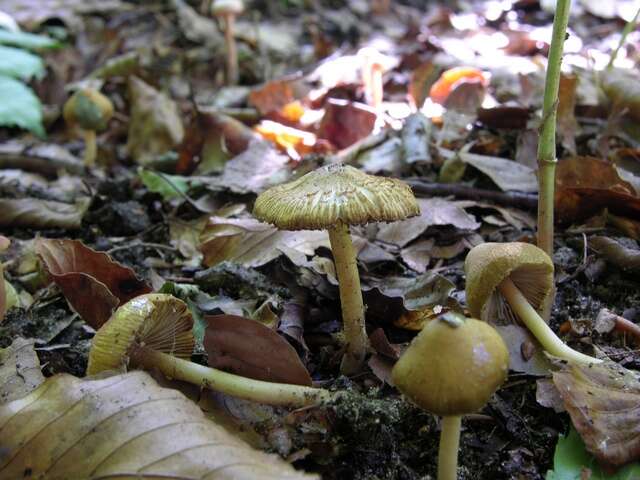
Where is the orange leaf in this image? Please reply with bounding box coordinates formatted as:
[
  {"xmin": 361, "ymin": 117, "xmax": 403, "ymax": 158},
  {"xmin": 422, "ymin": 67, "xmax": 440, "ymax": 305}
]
[{"xmin": 429, "ymin": 66, "xmax": 487, "ymax": 105}]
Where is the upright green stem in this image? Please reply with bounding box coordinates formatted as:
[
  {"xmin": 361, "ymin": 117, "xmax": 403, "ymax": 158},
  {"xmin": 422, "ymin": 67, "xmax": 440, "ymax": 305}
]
[
  {"xmin": 131, "ymin": 346, "xmax": 332, "ymax": 407},
  {"xmin": 606, "ymin": 6, "xmax": 640, "ymax": 70},
  {"xmin": 537, "ymin": 0, "xmax": 571, "ymax": 257},
  {"xmin": 328, "ymin": 223, "xmax": 369, "ymax": 375},
  {"xmin": 83, "ymin": 129, "xmax": 97, "ymax": 167},
  {"xmin": 438, "ymin": 415, "xmax": 461, "ymax": 480},
  {"xmin": 498, "ymin": 278, "xmax": 600, "ymax": 364}
]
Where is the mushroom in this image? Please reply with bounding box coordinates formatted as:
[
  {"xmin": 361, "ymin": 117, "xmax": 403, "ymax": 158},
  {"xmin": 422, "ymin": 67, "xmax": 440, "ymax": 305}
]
[
  {"xmin": 465, "ymin": 242, "xmax": 601, "ymax": 364},
  {"xmin": 392, "ymin": 313, "xmax": 509, "ymax": 480},
  {"xmin": 88, "ymin": 293, "xmax": 330, "ymax": 407},
  {"xmin": 63, "ymin": 88, "xmax": 114, "ymax": 167},
  {"xmin": 211, "ymin": 0, "xmax": 244, "ymax": 85},
  {"xmin": 254, "ymin": 164, "xmax": 419, "ymax": 374}
]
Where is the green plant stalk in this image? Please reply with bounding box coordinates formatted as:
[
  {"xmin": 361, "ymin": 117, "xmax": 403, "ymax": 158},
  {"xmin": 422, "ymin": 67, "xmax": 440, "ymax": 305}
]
[
  {"xmin": 83, "ymin": 129, "xmax": 97, "ymax": 167},
  {"xmin": 606, "ymin": 6, "xmax": 640, "ymax": 70},
  {"xmin": 328, "ymin": 223, "xmax": 369, "ymax": 375},
  {"xmin": 131, "ymin": 346, "xmax": 332, "ymax": 407},
  {"xmin": 536, "ymin": 0, "xmax": 571, "ymax": 257},
  {"xmin": 498, "ymin": 278, "xmax": 601, "ymax": 364},
  {"xmin": 438, "ymin": 415, "xmax": 461, "ymax": 480}
]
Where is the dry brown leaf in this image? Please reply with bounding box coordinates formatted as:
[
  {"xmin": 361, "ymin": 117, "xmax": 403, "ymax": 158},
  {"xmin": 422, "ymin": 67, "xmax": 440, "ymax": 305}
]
[
  {"xmin": 205, "ymin": 314, "xmax": 312, "ymax": 386},
  {"xmin": 0, "ymin": 197, "xmax": 90, "ymax": 229},
  {"xmin": 0, "ymin": 337, "xmax": 44, "ymax": 404},
  {"xmin": 317, "ymin": 100, "xmax": 377, "ymax": 150},
  {"xmin": 0, "ymin": 370, "xmax": 316, "ymax": 479},
  {"xmin": 35, "ymin": 238, "xmax": 151, "ymax": 328},
  {"xmin": 602, "ymin": 68, "xmax": 640, "ymax": 122},
  {"xmin": 460, "ymin": 151, "xmax": 538, "ymax": 192},
  {"xmin": 557, "ymin": 73, "xmax": 578, "ymax": 154},
  {"xmin": 553, "ymin": 360, "xmax": 640, "ymax": 467}
]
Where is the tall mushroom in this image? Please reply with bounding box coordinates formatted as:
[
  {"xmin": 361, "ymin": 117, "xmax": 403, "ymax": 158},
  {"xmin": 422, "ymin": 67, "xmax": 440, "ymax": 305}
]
[
  {"xmin": 63, "ymin": 88, "xmax": 114, "ymax": 167},
  {"xmin": 465, "ymin": 242, "xmax": 601, "ymax": 364},
  {"xmin": 88, "ymin": 293, "xmax": 331, "ymax": 407},
  {"xmin": 392, "ymin": 313, "xmax": 509, "ymax": 480},
  {"xmin": 211, "ymin": 0, "xmax": 244, "ymax": 85},
  {"xmin": 254, "ymin": 164, "xmax": 419, "ymax": 374}
]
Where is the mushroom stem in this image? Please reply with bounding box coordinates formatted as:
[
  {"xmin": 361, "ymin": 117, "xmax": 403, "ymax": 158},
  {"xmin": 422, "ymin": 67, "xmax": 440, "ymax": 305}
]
[
  {"xmin": 438, "ymin": 415, "xmax": 461, "ymax": 480},
  {"xmin": 83, "ymin": 129, "xmax": 97, "ymax": 167},
  {"xmin": 222, "ymin": 13, "xmax": 238, "ymax": 85},
  {"xmin": 328, "ymin": 223, "xmax": 369, "ymax": 375},
  {"xmin": 130, "ymin": 346, "xmax": 332, "ymax": 407},
  {"xmin": 498, "ymin": 278, "xmax": 601, "ymax": 364}
]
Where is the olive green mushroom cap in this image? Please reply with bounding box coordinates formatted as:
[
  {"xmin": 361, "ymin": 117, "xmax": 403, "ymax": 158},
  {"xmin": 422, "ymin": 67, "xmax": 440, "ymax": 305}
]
[
  {"xmin": 87, "ymin": 293, "xmax": 194, "ymax": 375},
  {"xmin": 392, "ymin": 314, "xmax": 509, "ymax": 416},
  {"xmin": 63, "ymin": 88, "xmax": 114, "ymax": 131},
  {"xmin": 465, "ymin": 242, "xmax": 554, "ymax": 325},
  {"xmin": 253, "ymin": 164, "xmax": 420, "ymax": 230},
  {"xmin": 211, "ymin": 0, "xmax": 244, "ymax": 15}
]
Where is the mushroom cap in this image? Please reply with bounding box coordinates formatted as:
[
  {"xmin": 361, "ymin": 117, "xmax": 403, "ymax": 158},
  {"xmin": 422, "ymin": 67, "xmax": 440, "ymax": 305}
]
[
  {"xmin": 391, "ymin": 314, "xmax": 509, "ymax": 416},
  {"xmin": 87, "ymin": 293, "xmax": 194, "ymax": 375},
  {"xmin": 253, "ymin": 164, "xmax": 420, "ymax": 230},
  {"xmin": 465, "ymin": 242, "xmax": 554, "ymax": 325},
  {"xmin": 63, "ymin": 88, "xmax": 114, "ymax": 131},
  {"xmin": 211, "ymin": 0, "xmax": 244, "ymax": 15}
]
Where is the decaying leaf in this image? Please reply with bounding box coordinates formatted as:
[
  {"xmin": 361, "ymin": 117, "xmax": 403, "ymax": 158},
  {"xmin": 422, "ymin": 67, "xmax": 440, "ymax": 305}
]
[
  {"xmin": 317, "ymin": 99, "xmax": 377, "ymax": 150},
  {"xmin": 205, "ymin": 314, "xmax": 312, "ymax": 386},
  {"xmin": 553, "ymin": 360, "xmax": 640, "ymax": 467},
  {"xmin": 0, "ymin": 197, "xmax": 90, "ymax": 229},
  {"xmin": 35, "ymin": 238, "xmax": 152, "ymax": 328},
  {"xmin": 368, "ymin": 271, "xmax": 456, "ymax": 312},
  {"xmin": 0, "ymin": 337, "xmax": 44, "ymax": 404},
  {"xmin": 557, "ymin": 73, "xmax": 578, "ymax": 154},
  {"xmin": 602, "ymin": 68, "xmax": 640, "ymax": 122},
  {"xmin": 460, "ymin": 151, "xmax": 538, "ymax": 192},
  {"xmin": 0, "ymin": 371, "xmax": 316, "ymax": 479},
  {"xmin": 496, "ymin": 325, "xmax": 553, "ymax": 376},
  {"xmin": 590, "ymin": 236, "xmax": 640, "ymax": 274}
]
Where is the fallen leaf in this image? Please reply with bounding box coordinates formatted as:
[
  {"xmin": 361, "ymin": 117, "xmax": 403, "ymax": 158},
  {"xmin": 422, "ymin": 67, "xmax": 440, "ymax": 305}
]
[
  {"xmin": 368, "ymin": 271, "xmax": 456, "ymax": 312},
  {"xmin": 553, "ymin": 360, "xmax": 640, "ymax": 467},
  {"xmin": 172, "ymin": 0, "xmax": 222, "ymax": 46},
  {"xmin": 200, "ymin": 216, "xmax": 328, "ymax": 268},
  {"xmin": 602, "ymin": 68, "xmax": 640, "ymax": 122},
  {"xmin": 590, "ymin": 236, "xmax": 640, "ymax": 274},
  {"xmin": 205, "ymin": 314, "xmax": 312, "ymax": 386},
  {"xmin": 0, "ymin": 197, "xmax": 90, "ymax": 229},
  {"xmin": 400, "ymin": 238, "xmax": 433, "ymax": 273},
  {"xmin": 248, "ymin": 77, "xmax": 304, "ymax": 116},
  {"xmin": 0, "ymin": 371, "xmax": 316, "ymax": 479},
  {"xmin": 460, "ymin": 151, "xmax": 538, "ymax": 192},
  {"xmin": 0, "ymin": 337, "xmax": 44, "ymax": 404},
  {"xmin": 317, "ymin": 99, "xmax": 377, "ymax": 150},
  {"xmin": 557, "ymin": 74, "xmax": 578, "ymax": 155},
  {"xmin": 401, "ymin": 113, "xmax": 432, "ymax": 164},
  {"xmin": 408, "ymin": 61, "xmax": 442, "ymax": 109},
  {"xmin": 35, "ymin": 238, "xmax": 152, "ymax": 328},
  {"xmin": 496, "ymin": 325, "xmax": 553, "ymax": 376},
  {"xmin": 535, "ymin": 378, "xmax": 565, "ymax": 413},
  {"xmin": 429, "ymin": 66, "xmax": 487, "ymax": 105}
]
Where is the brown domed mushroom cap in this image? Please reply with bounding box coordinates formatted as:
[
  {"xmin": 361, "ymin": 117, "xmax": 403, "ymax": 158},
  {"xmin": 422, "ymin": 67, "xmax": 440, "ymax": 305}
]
[
  {"xmin": 87, "ymin": 293, "xmax": 194, "ymax": 375},
  {"xmin": 211, "ymin": 0, "xmax": 244, "ymax": 15},
  {"xmin": 391, "ymin": 315, "xmax": 508, "ymax": 416},
  {"xmin": 465, "ymin": 242, "xmax": 554, "ymax": 325},
  {"xmin": 253, "ymin": 164, "xmax": 420, "ymax": 231}
]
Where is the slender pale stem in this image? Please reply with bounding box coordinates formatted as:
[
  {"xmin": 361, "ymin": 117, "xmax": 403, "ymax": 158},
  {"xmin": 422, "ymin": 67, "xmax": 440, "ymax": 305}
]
[
  {"xmin": 438, "ymin": 415, "xmax": 461, "ymax": 480},
  {"xmin": 83, "ymin": 129, "xmax": 97, "ymax": 167},
  {"xmin": 536, "ymin": 0, "xmax": 571, "ymax": 257},
  {"xmin": 223, "ymin": 14, "xmax": 238, "ymax": 85},
  {"xmin": 328, "ymin": 223, "xmax": 369, "ymax": 375},
  {"xmin": 131, "ymin": 346, "xmax": 332, "ymax": 407},
  {"xmin": 498, "ymin": 278, "xmax": 600, "ymax": 364},
  {"xmin": 606, "ymin": 6, "xmax": 640, "ymax": 70}
]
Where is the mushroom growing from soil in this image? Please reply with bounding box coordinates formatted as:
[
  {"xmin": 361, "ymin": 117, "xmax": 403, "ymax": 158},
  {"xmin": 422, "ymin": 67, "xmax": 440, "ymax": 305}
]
[
  {"xmin": 465, "ymin": 242, "xmax": 601, "ymax": 364},
  {"xmin": 392, "ymin": 313, "xmax": 509, "ymax": 480},
  {"xmin": 253, "ymin": 163, "xmax": 419, "ymax": 374},
  {"xmin": 88, "ymin": 293, "xmax": 330, "ymax": 406},
  {"xmin": 63, "ymin": 88, "xmax": 114, "ymax": 167},
  {"xmin": 211, "ymin": 0, "xmax": 244, "ymax": 85}
]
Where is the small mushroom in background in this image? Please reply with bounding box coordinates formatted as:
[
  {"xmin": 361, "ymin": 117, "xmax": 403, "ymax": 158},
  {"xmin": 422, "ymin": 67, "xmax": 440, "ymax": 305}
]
[
  {"xmin": 392, "ymin": 313, "xmax": 509, "ymax": 480},
  {"xmin": 63, "ymin": 88, "xmax": 114, "ymax": 167},
  {"xmin": 254, "ymin": 164, "xmax": 419, "ymax": 375},
  {"xmin": 465, "ymin": 242, "xmax": 601, "ymax": 364},
  {"xmin": 88, "ymin": 293, "xmax": 331, "ymax": 406},
  {"xmin": 211, "ymin": 0, "xmax": 244, "ymax": 85}
]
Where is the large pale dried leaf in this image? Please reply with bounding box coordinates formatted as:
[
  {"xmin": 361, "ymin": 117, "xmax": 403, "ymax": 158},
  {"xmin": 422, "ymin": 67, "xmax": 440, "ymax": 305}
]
[
  {"xmin": 376, "ymin": 198, "xmax": 480, "ymax": 247},
  {"xmin": 35, "ymin": 238, "xmax": 152, "ymax": 328},
  {"xmin": 0, "ymin": 371, "xmax": 316, "ymax": 479},
  {"xmin": 460, "ymin": 151, "xmax": 538, "ymax": 192},
  {"xmin": 0, "ymin": 197, "xmax": 89, "ymax": 229},
  {"xmin": 200, "ymin": 216, "xmax": 328, "ymax": 268},
  {"xmin": 496, "ymin": 325, "xmax": 553, "ymax": 376},
  {"xmin": 205, "ymin": 314, "xmax": 312, "ymax": 386},
  {"xmin": 590, "ymin": 236, "xmax": 640, "ymax": 274},
  {"xmin": 602, "ymin": 68, "xmax": 640, "ymax": 122},
  {"xmin": 0, "ymin": 337, "xmax": 44, "ymax": 404},
  {"xmin": 368, "ymin": 271, "xmax": 456, "ymax": 311},
  {"xmin": 553, "ymin": 360, "xmax": 640, "ymax": 467}
]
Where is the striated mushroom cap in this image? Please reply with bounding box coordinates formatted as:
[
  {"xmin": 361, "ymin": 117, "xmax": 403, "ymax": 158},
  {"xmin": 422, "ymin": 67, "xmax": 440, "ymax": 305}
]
[
  {"xmin": 211, "ymin": 0, "xmax": 244, "ymax": 15},
  {"xmin": 87, "ymin": 293, "xmax": 194, "ymax": 375},
  {"xmin": 63, "ymin": 88, "xmax": 114, "ymax": 132},
  {"xmin": 392, "ymin": 314, "xmax": 509, "ymax": 416},
  {"xmin": 465, "ymin": 242, "xmax": 554, "ymax": 325},
  {"xmin": 253, "ymin": 164, "xmax": 419, "ymax": 231}
]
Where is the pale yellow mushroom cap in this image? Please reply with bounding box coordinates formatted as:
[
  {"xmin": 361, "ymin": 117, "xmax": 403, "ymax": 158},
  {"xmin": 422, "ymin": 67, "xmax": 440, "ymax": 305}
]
[
  {"xmin": 211, "ymin": 0, "xmax": 244, "ymax": 15},
  {"xmin": 87, "ymin": 293, "xmax": 194, "ymax": 375},
  {"xmin": 392, "ymin": 314, "xmax": 509, "ymax": 416},
  {"xmin": 253, "ymin": 164, "xmax": 420, "ymax": 230},
  {"xmin": 465, "ymin": 242, "xmax": 554, "ymax": 325},
  {"xmin": 63, "ymin": 88, "xmax": 114, "ymax": 132}
]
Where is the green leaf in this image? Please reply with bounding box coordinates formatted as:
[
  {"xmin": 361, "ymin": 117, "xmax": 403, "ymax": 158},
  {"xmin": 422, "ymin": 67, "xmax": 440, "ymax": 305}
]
[
  {"xmin": 0, "ymin": 29, "xmax": 60, "ymax": 50},
  {"xmin": 547, "ymin": 428, "xmax": 640, "ymax": 480},
  {"xmin": 0, "ymin": 75, "xmax": 45, "ymax": 137},
  {"xmin": 138, "ymin": 168, "xmax": 189, "ymax": 201},
  {"xmin": 0, "ymin": 45, "xmax": 44, "ymax": 80}
]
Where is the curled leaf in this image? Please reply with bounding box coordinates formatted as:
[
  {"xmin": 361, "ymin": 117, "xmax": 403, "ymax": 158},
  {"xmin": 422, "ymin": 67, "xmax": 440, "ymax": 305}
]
[{"xmin": 0, "ymin": 197, "xmax": 90, "ymax": 229}]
